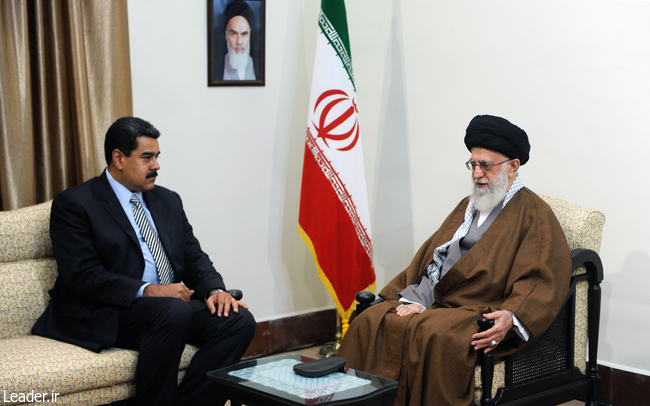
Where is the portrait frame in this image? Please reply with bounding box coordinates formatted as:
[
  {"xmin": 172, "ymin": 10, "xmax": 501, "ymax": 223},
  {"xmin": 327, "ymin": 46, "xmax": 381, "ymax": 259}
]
[{"xmin": 208, "ymin": 0, "xmax": 265, "ymax": 86}]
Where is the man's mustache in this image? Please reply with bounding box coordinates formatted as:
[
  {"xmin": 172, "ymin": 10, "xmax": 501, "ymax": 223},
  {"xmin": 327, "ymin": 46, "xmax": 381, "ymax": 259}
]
[{"xmin": 146, "ymin": 171, "xmax": 158, "ymax": 179}]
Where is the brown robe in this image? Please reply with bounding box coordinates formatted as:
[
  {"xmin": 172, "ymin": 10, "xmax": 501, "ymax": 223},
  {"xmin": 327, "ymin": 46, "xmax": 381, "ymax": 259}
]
[{"xmin": 338, "ymin": 187, "xmax": 572, "ymax": 406}]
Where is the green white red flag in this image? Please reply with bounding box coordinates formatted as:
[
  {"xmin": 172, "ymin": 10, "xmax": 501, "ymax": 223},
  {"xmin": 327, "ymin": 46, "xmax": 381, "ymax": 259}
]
[{"xmin": 298, "ymin": 0, "xmax": 375, "ymax": 332}]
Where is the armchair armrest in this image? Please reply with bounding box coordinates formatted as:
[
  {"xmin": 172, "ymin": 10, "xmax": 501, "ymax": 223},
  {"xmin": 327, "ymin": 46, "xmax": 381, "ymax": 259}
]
[
  {"xmin": 477, "ymin": 316, "xmax": 494, "ymax": 331},
  {"xmin": 355, "ymin": 291, "xmax": 385, "ymax": 315},
  {"xmin": 227, "ymin": 289, "xmax": 243, "ymax": 301},
  {"xmin": 477, "ymin": 316, "xmax": 517, "ymax": 342}
]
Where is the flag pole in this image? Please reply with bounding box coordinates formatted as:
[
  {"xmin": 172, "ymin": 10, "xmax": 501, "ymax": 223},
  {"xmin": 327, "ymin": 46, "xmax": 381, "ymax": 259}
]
[{"xmin": 320, "ymin": 315, "xmax": 344, "ymax": 357}]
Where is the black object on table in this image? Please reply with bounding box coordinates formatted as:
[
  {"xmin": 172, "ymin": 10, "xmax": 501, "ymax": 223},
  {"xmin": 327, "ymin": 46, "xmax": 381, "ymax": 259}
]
[{"xmin": 207, "ymin": 353, "xmax": 398, "ymax": 406}]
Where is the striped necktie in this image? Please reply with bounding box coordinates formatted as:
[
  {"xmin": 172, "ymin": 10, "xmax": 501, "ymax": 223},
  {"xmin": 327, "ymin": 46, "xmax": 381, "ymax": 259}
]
[{"xmin": 130, "ymin": 194, "xmax": 175, "ymax": 285}]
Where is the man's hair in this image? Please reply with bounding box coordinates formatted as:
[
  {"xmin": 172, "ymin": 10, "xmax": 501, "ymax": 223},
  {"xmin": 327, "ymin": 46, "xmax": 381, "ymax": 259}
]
[{"xmin": 104, "ymin": 117, "xmax": 160, "ymax": 166}]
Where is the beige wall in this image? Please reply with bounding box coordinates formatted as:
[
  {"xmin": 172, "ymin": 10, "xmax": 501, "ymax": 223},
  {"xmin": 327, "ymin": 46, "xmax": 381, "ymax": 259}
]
[{"xmin": 128, "ymin": 1, "xmax": 650, "ymax": 375}]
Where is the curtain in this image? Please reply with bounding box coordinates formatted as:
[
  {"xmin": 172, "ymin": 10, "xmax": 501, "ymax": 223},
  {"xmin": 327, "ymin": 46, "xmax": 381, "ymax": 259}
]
[{"xmin": 0, "ymin": 0, "xmax": 132, "ymax": 211}]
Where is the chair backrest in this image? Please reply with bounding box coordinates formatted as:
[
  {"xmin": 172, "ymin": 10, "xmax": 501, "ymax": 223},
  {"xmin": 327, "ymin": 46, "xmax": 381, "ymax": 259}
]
[
  {"xmin": 539, "ymin": 194, "xmax": 605, "ymax": 254},
  {"xmin": 539, "ymin": 194, "xmax": 605, "ymax": 375},
  {"xmin": 0, "ymin": 201, "xmax": 57, "ymax": 339}
]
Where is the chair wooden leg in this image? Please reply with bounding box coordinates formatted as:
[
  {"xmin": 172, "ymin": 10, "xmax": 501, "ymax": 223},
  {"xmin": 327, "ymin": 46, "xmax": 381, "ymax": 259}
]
[
  {"xmin": 480, "ymin": 352, "xmax": 496, "ymax": 406},
  {"xmin": 585, "ymin": 259, "xmax": 603, "ymax": 405}
]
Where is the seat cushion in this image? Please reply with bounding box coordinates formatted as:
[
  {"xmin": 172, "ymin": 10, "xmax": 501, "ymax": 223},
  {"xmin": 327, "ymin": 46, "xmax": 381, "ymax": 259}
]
[{"xmin": 0, "ymin": 335, "xmax": 198, "ymax": 405}]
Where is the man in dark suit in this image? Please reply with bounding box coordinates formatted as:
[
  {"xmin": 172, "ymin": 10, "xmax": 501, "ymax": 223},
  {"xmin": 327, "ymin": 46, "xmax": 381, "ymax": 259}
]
[{"xmin": 32, "ymin": 117, "xmax": 257, "ymax": 406}]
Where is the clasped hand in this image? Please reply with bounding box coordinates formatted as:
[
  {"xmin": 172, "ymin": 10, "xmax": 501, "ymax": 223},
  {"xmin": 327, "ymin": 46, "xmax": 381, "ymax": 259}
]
[
  {"xmin": 142, "ymin": 283, "xmax": 249, "ymax": 317},
  {"xmin": 143, "ymin": 283, "xmax": 194, "ymax": 301}
]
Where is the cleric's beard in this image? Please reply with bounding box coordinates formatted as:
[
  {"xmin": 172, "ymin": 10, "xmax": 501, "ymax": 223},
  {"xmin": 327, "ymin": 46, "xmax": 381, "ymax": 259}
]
[
  {"xmin": 226, "ymin": 40, "xmax": 250, "ymax": 71},
  {"xmin": 470, "ymin": 165, "xmax": 510, "ymax": 212}
]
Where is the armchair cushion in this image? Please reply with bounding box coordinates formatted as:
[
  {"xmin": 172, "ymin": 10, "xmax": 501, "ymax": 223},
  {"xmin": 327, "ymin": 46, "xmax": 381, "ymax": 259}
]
[{"xmin": 0, "ymin": 201, "xmax": 202, "ymax": 405}]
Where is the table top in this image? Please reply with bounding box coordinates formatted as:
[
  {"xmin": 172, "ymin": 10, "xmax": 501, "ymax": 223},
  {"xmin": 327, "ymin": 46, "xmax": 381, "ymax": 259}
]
[{"xmin": 207, "ymin": 354, "xmax": 398, "ymax": 405}]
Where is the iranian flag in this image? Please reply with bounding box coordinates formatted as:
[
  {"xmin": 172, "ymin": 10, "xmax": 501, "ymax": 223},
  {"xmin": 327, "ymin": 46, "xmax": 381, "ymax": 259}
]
[{"xmin": 298, "ymin": 0, "xmax": 375, "ymax": 334}]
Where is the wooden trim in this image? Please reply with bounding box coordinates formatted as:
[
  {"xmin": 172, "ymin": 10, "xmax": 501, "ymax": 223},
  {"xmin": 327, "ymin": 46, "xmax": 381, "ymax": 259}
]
[
  {"xmin": 597, "ymin": 364, "xmax": 650, "ymax": 405},
  {"xmin": 242, "ymin": 309, "xmax": 337, "ymax": 359}
]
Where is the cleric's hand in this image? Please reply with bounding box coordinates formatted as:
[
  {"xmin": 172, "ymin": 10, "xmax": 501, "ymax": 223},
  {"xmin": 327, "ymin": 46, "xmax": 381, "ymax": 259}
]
[
  {"xmin": 470, "ymin": 310, "xmax": 514, "ymax": 353},
  {"xmin": 395, "ymin": 302, "xmax": 425, "ymax": 317}
]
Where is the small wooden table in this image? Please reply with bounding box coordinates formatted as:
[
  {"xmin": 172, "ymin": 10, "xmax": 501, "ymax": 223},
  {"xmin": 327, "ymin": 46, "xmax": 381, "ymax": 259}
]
[{"xmin": 207, "ymin": 354, "xmax": 398, "ymax": 406}]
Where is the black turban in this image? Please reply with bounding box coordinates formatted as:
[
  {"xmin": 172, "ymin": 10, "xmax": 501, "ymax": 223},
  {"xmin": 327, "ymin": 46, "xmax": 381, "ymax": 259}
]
[
  {"xmin": 223, "ymin": 0, "xmax": 255, "ymax": 32},
  {"xmin": 464, "ymin": 115, "xmax": 530, "ymax": 165}
]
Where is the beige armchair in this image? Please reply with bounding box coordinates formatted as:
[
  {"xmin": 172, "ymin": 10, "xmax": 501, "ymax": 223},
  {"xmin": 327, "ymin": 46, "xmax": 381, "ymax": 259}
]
[
  {"xmin": 474, "ymin": 194, "xmax": 605, "ymax": 405},
  {"xmin": 0, "ymin": 201, "xmax": 201, "ymax": 405},
  {"xmin": 355, "ymin": 194, "xmax": 605, "ymax": 406}
]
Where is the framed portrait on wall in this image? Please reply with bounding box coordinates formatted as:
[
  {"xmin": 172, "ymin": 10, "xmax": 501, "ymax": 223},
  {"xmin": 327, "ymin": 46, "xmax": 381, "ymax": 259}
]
[{"xmin": 208, "ymin": 0, "xmax": 265, "ymax": 86}]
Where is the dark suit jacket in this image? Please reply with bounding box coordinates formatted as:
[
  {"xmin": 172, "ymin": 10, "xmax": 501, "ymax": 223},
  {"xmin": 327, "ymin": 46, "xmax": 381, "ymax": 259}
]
[{"xmin": 32, "ymin": 171, "xmax": 224, "ymax": 352}]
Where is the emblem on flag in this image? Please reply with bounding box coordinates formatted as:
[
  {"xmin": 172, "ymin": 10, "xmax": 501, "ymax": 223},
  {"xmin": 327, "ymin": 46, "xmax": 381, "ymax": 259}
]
[{"xmin": 312, "ymin": 89, "xmax": 360, "ymax": 151}]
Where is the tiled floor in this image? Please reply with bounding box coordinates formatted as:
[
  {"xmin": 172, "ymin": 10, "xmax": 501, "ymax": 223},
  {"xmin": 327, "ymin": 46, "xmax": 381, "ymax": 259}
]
[{"xmin": 225, "ymin": 343, "xmax": 586, "ymax": 406}]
